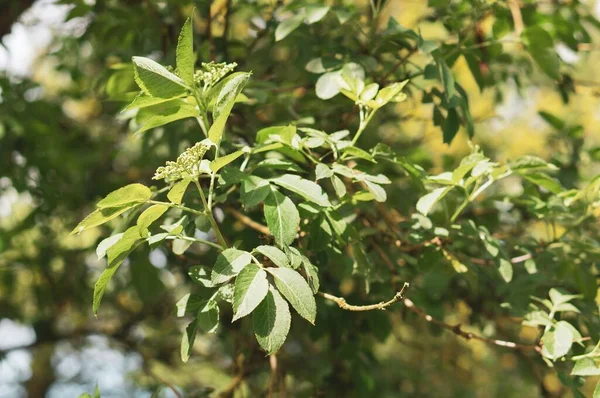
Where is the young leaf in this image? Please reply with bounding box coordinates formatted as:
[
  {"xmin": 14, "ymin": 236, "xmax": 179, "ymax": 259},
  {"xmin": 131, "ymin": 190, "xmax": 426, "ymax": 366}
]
[
  {"xmin": 96, "ymin": 233, "xmax": 124, "ymax": 260},
  {"xmin": 167, "ymin": 179, "xmax": 191, "ymax": 205},
  {"xmin": 315, "ymin": 71, "xmax": 343, "ymax": 100},
  {"xmin": 498, "ymin": 258, "xmax": 513, "ymax": 283},
  {"xmin": 264, "ymin": 189, "xmax": 300, "ymax": 246},
  {"xmin": 253, "ymin": 286, "xmax": 291, "ymax": 355},
  {"xmin": 232, "ymin": 264, "xmax": 269, "ymax": 322},
  {"xmin": 71, "ymin": 204, "xmax": 138, "ymax": 235},
  {"xmin": 364, "ymin": 181, "xmax": 387, "ymax": 202},
  {"xmin": 134, "ymin": 104, "xmax": 199, "ymax": 136},
  {"xmin": 208, "ymin": 72, "xmax": 251, "ymax": 144},
  {"xmin": 132, "ymin": 56, "xmax": 189, "ymax": 98},
  {"xmin": 255, "ymin": 245, "xmax": 290, "ymax": 268},
  {"xmin": 210, "ymin": 149, "xmax": 245, "ymax": 173},
  {"xmin": 267, "ymin": 267, "xmax": 316, "ymax": 324},
  {"xmin": 241, "ymin": 176, "xmax": 271, "ymax": 208},
  {"xmin": 331, "ymin": 175, "xmax": 346, "ymax": 198},
  {"xmin": 137, "ymin": 204, "xmax": 169, "ymax": 235},
  {"xmin": 416, "ymin": 187, "xmax": 452, "ymax": 215},
  {"xmin": 96, "ymin": 183, "xmax": 152, "ymax": 209},
  {"xmin": 541, "ymin": 321, "xmax": 574, "ymax": 360},
  {"xmin": 270, "ymin": 174, "xmax": 331, "ymax": 207},
  {"xmin": 275, "ymin": 11, "xmax": 306, "ymax": 41},
  {"xmin": 211, "ymin": 248, "xmax": 253, "ymax": 284},
  {"xmin": 315, "ymin": 163, "xmax": 333, "ymax": 180},
  {"xmin": 122, "ymin": 94, "xmax": 185, "ymax": 112},
  {"xmin": 176, "ymin": 17, "xmax": 195, "ymax": 87},
  {"xmin": 571, "ymin": 358, "xmax": 600, "ymax": 376},
  {"xmin": 522, "ymin": 26, "xmax": 560, "ymax": 80}
]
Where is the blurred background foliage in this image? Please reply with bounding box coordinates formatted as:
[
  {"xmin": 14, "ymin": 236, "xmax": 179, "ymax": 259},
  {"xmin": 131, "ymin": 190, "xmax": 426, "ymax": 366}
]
[{"xmin": 2, "ymin": 0, "xmax": 600, "ymax": 397}]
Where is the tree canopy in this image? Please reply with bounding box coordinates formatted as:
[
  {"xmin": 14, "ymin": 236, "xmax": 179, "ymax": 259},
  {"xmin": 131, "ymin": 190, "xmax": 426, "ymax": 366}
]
[{"xmin": 2, "ymin": 1, "xmax": 600, "ymax": 397}]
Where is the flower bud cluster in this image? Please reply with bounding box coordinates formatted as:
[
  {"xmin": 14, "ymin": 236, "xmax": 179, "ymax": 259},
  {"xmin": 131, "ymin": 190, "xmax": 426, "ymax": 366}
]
[
  {"xmin": 153, "ymin": 141, "xmax": 210, "ymax": 181},
  {"xmin": 193, "ymin": 61, "xmax": 238, "ymax": 88}
]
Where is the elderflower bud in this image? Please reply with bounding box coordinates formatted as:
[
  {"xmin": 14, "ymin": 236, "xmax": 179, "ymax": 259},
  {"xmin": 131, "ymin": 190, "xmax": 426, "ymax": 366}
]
[
  {"xmin": 193, "ymin": 61, "xmax": 238, "ymax": 88},
  {"xmin": 153, "ymin": 140, "xmax": 212, "ymax": 181}
]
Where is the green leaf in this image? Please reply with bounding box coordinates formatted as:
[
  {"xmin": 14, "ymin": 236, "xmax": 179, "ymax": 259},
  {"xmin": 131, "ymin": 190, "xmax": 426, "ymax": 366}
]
[
  {"xmin": 315, "ymin": 71, "xmax": 343, "ymax": 100},
  {"xmin": 122, "ymin": 94, "xmax": 185, "ymax": 112},
  {"xmin": 72, "ymin": 204, "xmax": 138, "ymax": 234},
  {"xmin": 541, "ymin": 321, "xmax": 573, "ymax": 360},
  {"xmin": 255, "ymin": 245, "xmax": 290, "ymax": 268},
  {"xmin": 256, "ymin": 125, "xmax": 297, "ymax": 145},
  {"xmin": 208, "ymin": 72, "xmax": 250, "ymax": 144},
  {"xmin": 364, "ymin": 181, "xmax": 387, "ymax": 202},
  {"xmin": 167, "ymin": 179, "xmax": 191, "ymax": 205},
  {"xmin": 210, "ymin": 149, "xmax": 245, "ymax": 173},
  {"xmin": 437, "ymin": 59, "xmax": 455, "ymax": 102},
  {"xmin": 341, "ymin": 146, "xmax": 375, "ymax": 162},
  {"xmin": 270, "ymin": 174, "xmax": 331, "ymax": 207},
  {"xmin": 188, "ymin": 266, "xmax": 215, "ymax": 288},
  {"xmin": 137, "ymin": 204, "xmax": 169, "ymax": 236},
  {"xmin": 97, "ymin": 183, "xmax": 152, "ymax": 209},
  {"xmin": 96, "ymin": 233, "xmax": 124, "ymax": 260},
  {"xmin": 275, "ymin": 11, "xmax": 306, "ymax": 41},
  {"xmin": 302, "ymin": 260, "xmax": 320, "ymax": 294},
  {"xmin": 241, "ymin": 175, "xmax": 271, "ymax": 208},
  {"xmin": 372, "ymin": 80, "xmax": 408, "ymax": 109},
  {"xmin": 331, "ymin": 175, "xmax": 346, "ymax": 198},
  {"xmin": 443, "ymin": 108, "xmax": 460, "ymax": 143},
  {"xmin": 211, "ymin": 248, "xmax": 253, "ymax": 284},
  {"xmin": 176, "ymin": 17, "xmax": 195, "ymax": 87},
  {"xmin": 267, "ymin": 267, "xmax": 316, "ymax": 324},
  {"xmin": 253, "ymin": 286, "xmax": 291, "ymax": 355},
  {"xmin": 134, "ymin": 104, "xmax": 198, "ymax": 136},
  {"xmin": 264, "ymin": 189, "xmax": 299, "ymax": 246},
  {"xmin": 594, "ymin": 380, "xmax": 600, "ymax": 398},
  {"xmin": 132, "ymin": 56, "xmax": 189, "ymax": 98},
  {"xmin": 416, "ymin": 187, "xmax": 452, "ymax": 215},
  {"xmin": 498, "ymin": 258, "xmax": 513, "ymax": 282},
  {"xmin": 93, "ymin": 227, "xmax": 141, "ymax": 316},
  {"xmin": 232, "ymin": 264, "xmax": 269, "ymax": 322},
  {"xmin": 305, "ymin": 5, "xmax": 330, "ymax": 24},
  {"xmin": 315, "ymin": 163, "xmax": 333, "ymax": 180},
  {"xmin": 571, "ymin": 358, "xmax": 600, "ymax": 376},
  {"xmin": 181, "ymin": 300, "xmax": 219, "ymax": 362},
  {"xmin": 522, "ymin": 26, "xmax": 560, "ymax": 79},
  {"xmin": 522, "ymin": 173, "xmax": 563, "ymax": 194}
]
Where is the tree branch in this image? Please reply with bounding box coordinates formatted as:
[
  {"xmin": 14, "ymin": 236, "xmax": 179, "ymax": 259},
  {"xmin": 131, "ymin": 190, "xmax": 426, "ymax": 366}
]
[
  {"xmin": 227, "ymin": 208, "xmax": 271, "ymax": 236},
  {"xmin": 319, "ymin": 282, "xmax": 410, "ymax": 311}
]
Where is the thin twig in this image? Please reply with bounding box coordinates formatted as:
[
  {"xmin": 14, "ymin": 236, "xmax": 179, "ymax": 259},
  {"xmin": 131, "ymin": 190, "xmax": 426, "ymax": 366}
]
[
  {"xmin": 319, "ymin": 282, "xmax": 410, "ymax": 311},
  {"xmin": 402, "ymin": 297, "xmax": 541, "ymax": 352},
  {"xmin": 227, "ymin": 208, "xmax": 271, "ymax": 236}
]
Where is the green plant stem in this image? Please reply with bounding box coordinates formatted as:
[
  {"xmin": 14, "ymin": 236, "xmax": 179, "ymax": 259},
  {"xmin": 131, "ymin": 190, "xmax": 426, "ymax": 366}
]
[
  {"xmin": 164, "ymin": 235, "xmax": 223, "ymax": 251},
  {"xmin": 194, "ymin": 180, "xmax": 228, "ymax": 248},
  {"xmin": 147, "ymin": 200, "xmax": 205, "ymax": 217},
  {"xmin": 450, "ymin": 190, "xmax": 471, "ymax": 223},
  {"xmin": 341, "ymin": 108, "xmax": 377, "ymax": 161}
]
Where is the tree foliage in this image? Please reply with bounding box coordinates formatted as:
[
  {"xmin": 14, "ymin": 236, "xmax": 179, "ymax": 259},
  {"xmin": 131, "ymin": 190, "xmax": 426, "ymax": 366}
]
[{"xmin": 2, "ymin": 0, "xmax": 600, "ymax": 397}]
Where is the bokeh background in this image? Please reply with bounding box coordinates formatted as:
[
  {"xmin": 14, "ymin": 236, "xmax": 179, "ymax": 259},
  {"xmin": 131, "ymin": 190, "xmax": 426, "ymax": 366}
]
[{"xmin": 2, "ymin": 0, "xmax": 600, "ymax": 397}]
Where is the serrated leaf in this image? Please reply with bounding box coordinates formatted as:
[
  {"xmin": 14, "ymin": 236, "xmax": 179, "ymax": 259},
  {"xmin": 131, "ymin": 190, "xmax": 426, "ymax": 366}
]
[
  {"xmin": 255, "ymin": 245, "xmax": 290, "ymax": 268},
  {"xmin": 364, "ymin": 181, "xmax": 387, "ymax": 202},
  {"xmin": 270, "ymin": 174, "xmax": 331, "ymax": 207},
  {"xmin": 122, "ymin": 94, "xmax": 185, "ymax": 112},
  {"xmin": 208, "ymin": 72, "xmax": 250, "ymax": 144},
  {"xmin": 571, "ymin": 358, "xmax": 600, "ymax": 376},
  {"xmin": 275, "ymin": 11, "xmax": 306, "ymax": 41},
  {"xmin": 241, "ymin": 175, "xmax": 271, "ymax": 208},
  {"xmin": 315, "ymin": 163, "xmax": 333, "ymax": 180},
  {"xmin": 264, "ymin": 190, "xmax": 300, "ymax": 246},
  {"xmin": 211, "ymin": 248, "xmax": 253, "ymax": 284},
  {"xmin": 253, "ymin": 286, "xmax": 291, "ymax": 354},
  {"xmin": 232, "ymin": 264, "xmax": 269, "ymax": 322},
  {"xmin": 522, "ymin": 26, "xmax": 560, "ymax": 79},
  {"xmin": 331, "ymin": 175, "xmax": 346, "ymax": 198},
  {"xmin": 267, "ymin": 267, "xmax": 316, "ymax": 324},
  {"xmin": 498, "ymin": 258, "xmax": 513, "ymax": 282},
  {"xmin": 97, "ymin": 183, "xmax": 152, "ymax": 209},
  {"xmin": 176, "ymin": 17, "xmax": 195, "ymax": 87},
  {"xmin": 132, "ymin": 56, "xmax": 189, "ymax": 98},
  {"xmin": 542, "ymin": 321, "xmax": 573, "ymax": 360},
  {"xmin": 341, "ymin": 146, "xmax": 375, "ymax": 162},
  {"xmin": 181, "ymin": 300, "xmax": 219, "ymax": 362},
  {"xmin": 134, "ymin": 104, "xmax": 198, "ymax": 136},
  {"xmin": 210, "ymin": 150, "xmax": 245, "ymax": 173},
  {"xmin": 416, "ymin": 187, "xmax": 452, "ymax": 215},
  {"xmin": 96, "ymin": 233, "xmax": 124, "ymax": 260},
  {"xmin": 137, "ymin": 204, "xmax": 169, "ymax": 236},
  {"xmin": 167, "ymin": 179, "xmax": 191, "ymax": 205},
  {"xmin": 188, "ymin": 266, "xmax": 215, "ymax": 288}
]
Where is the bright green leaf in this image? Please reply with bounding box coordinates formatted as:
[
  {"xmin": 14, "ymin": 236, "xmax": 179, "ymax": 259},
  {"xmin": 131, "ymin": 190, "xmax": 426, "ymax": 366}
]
[
  {"xmin": 264, "ymin": 189, "xmax": 299, "ymax": 246},
  {"xmin": 270, "ymin": 174, "xmax": 331, "ymax": 207},
  {"xmin": 96, "ymin": 183, "xmax": 152, "ymax": 209},
  {"xmin": 267, "ymin": 267, "xmax": 316, "ymax": 324},
  {"xmin": 211, "ymin": 248, "xmax": 253, "ymax": 284},
  {"xmin": 232, "ymin": 263, "xmax": 269, "ymax": 322},
  {"xmin": 167, "ymin": 179, "xmax": 191, "ymax": 205},
  {"xmin": 176, "ymin": 17, "xmax": 195, "ymax": 87},
  {"xmin": 132, "ymin": 56, "xmax": 189, "ymax": 98},
  {"xmin": 208, "ymin": 72, "xmax": 250, "ymax": 144}
]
